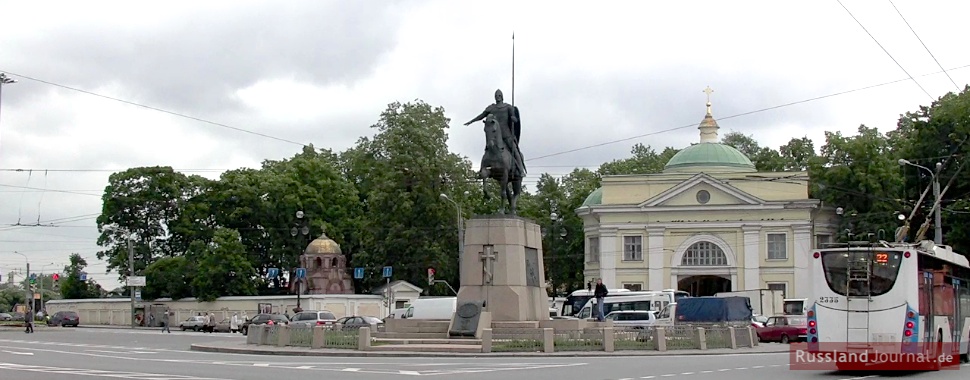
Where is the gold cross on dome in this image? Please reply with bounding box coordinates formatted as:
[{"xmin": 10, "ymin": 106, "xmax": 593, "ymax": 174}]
[{"xmin": 703, "ymin": 86, "xmax": 714, "ymax": 113}]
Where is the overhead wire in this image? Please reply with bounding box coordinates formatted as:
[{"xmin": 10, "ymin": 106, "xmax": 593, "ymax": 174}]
[
  {"xmin": 835, "ymin": 0, "xmax": 934, "ymax": 101},
  {"xmin": 887, "ymin": 0, "xmax": 962, "ymax": 92}
]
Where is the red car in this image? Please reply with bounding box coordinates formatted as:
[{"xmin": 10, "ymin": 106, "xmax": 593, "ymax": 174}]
[{"xmin": 756, "ymin": 315, "xmax": 807, "ymax": 343}]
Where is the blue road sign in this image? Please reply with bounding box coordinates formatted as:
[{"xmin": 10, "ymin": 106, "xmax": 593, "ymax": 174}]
[
  {"xmin": 80, "ymin": 272, "xmax": 87, "ymax": 281},
  {"xmin": 29, "ymin": 273, "xmax": 37, "ymax": 280},
  {"xmin": 382, "ymin": 266, "xmax": 392, "ymax": 278},
  {"xmin": 354, "ymin": 267, "xmax": 364, "ymax": 279},
  {"xmin": 267, "ymin": 268, "xmax": 279, "ymax": 278},
  {"xmin": 295, "ymin": 268, "xmax": 307, "ymax": 279}
]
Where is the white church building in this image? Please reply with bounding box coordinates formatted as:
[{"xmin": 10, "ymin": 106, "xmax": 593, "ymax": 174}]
[{"xmin": 575, "ymin": 93, "xmax": 839, "ymax": 298}]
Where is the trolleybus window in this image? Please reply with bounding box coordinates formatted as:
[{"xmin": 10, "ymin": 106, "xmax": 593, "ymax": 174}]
[{"xmin": 820, "ymin": 251, "xmax": 902, "ymax": 297}]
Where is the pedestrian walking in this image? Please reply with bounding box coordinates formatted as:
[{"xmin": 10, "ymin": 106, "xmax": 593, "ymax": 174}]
[
  {"xmin": 206, "ymin": 312, "xmax": 216, "ymax": 333},
  {"xmin": 24, "ymin": 309, "xmax": 34, "ymax": 334},
  {"xmin": 594, "ymin": 278, "xmax": 609, "ymax": 322},
  {"xmin": 161, "ymin": 311, "xmax": 171, "ymax": 333},
  {"xmin": 230, "ymin": 312, "xmax": 240, "ymax": 333}
]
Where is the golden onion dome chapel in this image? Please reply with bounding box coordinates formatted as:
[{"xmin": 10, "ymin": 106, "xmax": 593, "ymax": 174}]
[{"xmin": 575, "ymin": 88, "xmax": 839, "ymax": 298}]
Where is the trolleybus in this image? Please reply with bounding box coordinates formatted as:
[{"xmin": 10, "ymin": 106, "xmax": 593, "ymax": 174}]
[{"xmin": 806, "ymin": 240, "xmax": 970, "ymax": 369}]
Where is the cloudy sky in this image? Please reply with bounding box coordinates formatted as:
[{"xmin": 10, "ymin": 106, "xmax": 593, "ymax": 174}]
[{"xmin": 1, "ymin": 0, "xmax": 968, "ymax": 290}]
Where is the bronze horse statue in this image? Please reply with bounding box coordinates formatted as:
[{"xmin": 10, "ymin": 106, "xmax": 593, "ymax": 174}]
[{"xmin": 479, "ymin": 113, "xmax": 523, "ymax": 214}]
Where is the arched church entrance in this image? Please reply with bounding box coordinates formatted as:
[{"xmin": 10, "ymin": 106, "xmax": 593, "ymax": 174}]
[
  {"xmin": 678, "ymin": 275, "xmax": 731, "ymax": 297},
  {"xmin": 675, "ymin": 240, "xmax": 733, "ymax": 296}
]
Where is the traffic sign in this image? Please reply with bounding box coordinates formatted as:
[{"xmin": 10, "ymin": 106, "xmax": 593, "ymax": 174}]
[
  {"xmin": 79, "ymin": 272, "xmax": 87, "ymax": 281},
  {"xmin": 29, "ymin": 273, "xmax": 37, "ymax": 280},
  {"xmin": 267, "ymin": 268, "xmax": 279, "ymax": 278},
  {"xmin": 382, "ymin": 266, "xmax": 392, "ymax": 278},
  {"xmin": 295, "ymin": 267, "xmax": 307, "ymax": 279},
  {"xmin": 354, "ymin": 267, "xmax": 364, "ymax": 279}
]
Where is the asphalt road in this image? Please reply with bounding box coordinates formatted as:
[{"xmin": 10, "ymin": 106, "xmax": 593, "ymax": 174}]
[{"xmin": 0, "ymin": 327, "xmax": 967, "ymax": 379}]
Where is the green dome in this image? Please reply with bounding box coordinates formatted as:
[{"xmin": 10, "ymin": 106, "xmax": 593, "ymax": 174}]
[
  {"xmin": 663, "ymin": 143, "xmax": 756, "ymax": 173},
  {"xmin": 581, "ymin": 187, "xmax": 603, "ymax": 206}
]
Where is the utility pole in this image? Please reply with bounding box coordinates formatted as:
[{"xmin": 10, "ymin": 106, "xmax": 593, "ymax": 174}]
[{"xmin": 128, "ymin": 235, "xmax": 135, "ymax": 328}]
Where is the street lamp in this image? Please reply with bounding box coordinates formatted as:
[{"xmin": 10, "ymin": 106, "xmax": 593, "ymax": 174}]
[
  {"xmin": 0, "ymin": 73, "xmax": 16, "ymax": 150},
  {"xmin": 12, "ymin": 251, "xmax": 30, "ymax": 318},
  {"xmin": 439, "ymin": 194, "xmax": 464, "ymax": 279},
  {"xmin": 549, "ymin": 212, "xmax": 566, "ymax": 296},
  {"xmin": 290, "ymin": 210, "xmax": 309, "ymax": 313},
  {"xmin": 105, "ymin": 226, "xmax": 137, "ymax": 327},
  {"xmin": 899, "ymin": 159, "xmax": 943, "ymax": 244}
]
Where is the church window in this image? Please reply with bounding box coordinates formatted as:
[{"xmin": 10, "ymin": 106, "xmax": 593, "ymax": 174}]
[
  {"xmin": 815, "ymin": 234, "xmax": 832, "ymax": 249},
  {"xmin": 331, "ymin": 258, "xmax": 338, "ymax": 267},
  {"xmin": 587, "ymin": 237, "xmax": 600, "ymax": 263},
  {"xmin": 767, "ymin": 233, "xmax": 788, "ymax": 260},
  {"xmin": 314, "ymin": 257, "xmax": 322, "ymax": 269},
  {"xmin": 623, "ymin": 236, "xmax": 643, "ymax": 261},
  {"xmin": 767, "ymin": 282, "xmax": 787, "ymax": 298},
  {"xmin": 696, "ymin": 190, "xmax": 711, "ymax": 204},
  {"xmin": 681, "ymin": 241, "xmax": 728, "ymax": 266}
]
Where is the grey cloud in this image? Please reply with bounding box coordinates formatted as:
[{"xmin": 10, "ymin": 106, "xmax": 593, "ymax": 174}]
[{"xmin": 2, "ymin": 0, "xmax": 408, "ymax": 117}]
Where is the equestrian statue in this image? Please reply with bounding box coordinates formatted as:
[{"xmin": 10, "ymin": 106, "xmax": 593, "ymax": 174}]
[{"xmin": 464, "ymin": 89, "xmax": 526, "ymax": 215}]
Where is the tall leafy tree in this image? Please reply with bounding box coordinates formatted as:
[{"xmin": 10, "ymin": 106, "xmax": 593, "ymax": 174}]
[
  {"xmin": 95, "ymin": 166, "xmax": 203, "ymax": 282},
  {"xmin": 344, "ymin": 100, "xmax": 476, "ymax": 295},
  {"xmin": 894, "ymin": 87, "xmax": 970, "ymax": 253},
  {"xmin": 60, "ymin": 253, "xmax": 93, "ymax": 299},
  {"xmin": 142, "ymin": 256, "xmax": 194, "ymax": 300},
  {"xmin": 189, "ymin": 228, "xmax": 258, "ymax": 302},
  {"xmin": 809, "ymin": 125, "xmax": 905, "ymax": 241},
  {"xmin": 598, "ymin": 143, "xmax": 679, "ymax": 175}
]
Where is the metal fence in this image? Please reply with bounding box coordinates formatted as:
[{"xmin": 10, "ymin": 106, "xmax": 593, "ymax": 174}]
[
  {"xmin": 704, "ymin": 326, "xmax": 733, "ymax": 349},
  {"xmin": 489, "ymin": 330, "xmax": 544, "ymax": 352},
  {"xmin": 553, "ymin": 329, "xmax": 604, "ymax": 351},
  {"xmin": 613, "ymin": 327, "xmax": 657, "ymax": 351},
  {"xmin": 323, "ymin": 329, "xmax": 359, "ymax": 349},
  {"xmin": 288, "ymin": 326, "xmax": 313, "ymax": 347},
  {"xmin": 662, "ymin": 325, "xmax": 701, "ymax": 350}
]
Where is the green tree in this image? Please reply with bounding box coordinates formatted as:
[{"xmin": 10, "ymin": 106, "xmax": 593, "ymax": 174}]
[
  {"xmin": 720, "ymin": 132, "xmax": 786, "ymax": 171},
  {"xmin": 809, "ymin": 125, "xmax": 905, "ymax": 240},
  {"xmin": 779, "ymin": 136, "xmax": 817, "ymax": 171},
  {"xmin": 894, "ymin": 87, "xmax": 970, "ymax": 253},
  {"xmin": 189, "ymin": 228, "xmax": 258, "ymax": 302},
  {"xmin": 60, "ymin": 253, "xmax": 93, "ymax": 299},
  {"xmin": 95, "ymin": 166, "xmax": 203, "ymax": 282},
  {"xmin": 598, "ymin": 143, "xmax": 679, "ymax": 175},
  {"xmin": 0, "ymin": 286, "xmax": 27, "ymax": 313},
  {"xmin": 344, "ymin": 100, "xmax": 476, "ymax": 295},
  {"xmin": 142, "ymin": 256, "xmax": 195, "ymax": 300}
]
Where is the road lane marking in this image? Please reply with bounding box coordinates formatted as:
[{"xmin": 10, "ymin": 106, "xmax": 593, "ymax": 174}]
[
  {"xmin": 399, "ymin": 370, "xmax": 422, "ymax": 375},
  {"xmin": 343, "ymin": 368, "xmax": 361, "ymax": 371},
  {"xmin": 1, "ymin": 350, "xmax": 33, "ymax": 355},
  {"xmin": 0, "ymin": 362, "xmax": 232, "ymax": 379}
]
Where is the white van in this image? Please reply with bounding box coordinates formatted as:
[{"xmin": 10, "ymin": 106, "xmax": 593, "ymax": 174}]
[{"xmin": 401, "ymin": 297, "xmax": 456, "ymax": 319}]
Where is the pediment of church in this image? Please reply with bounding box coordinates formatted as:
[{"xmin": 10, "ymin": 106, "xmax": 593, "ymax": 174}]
[{"xmin": 638, "ymin": 173, "xmax": 764, "ymax": 208}]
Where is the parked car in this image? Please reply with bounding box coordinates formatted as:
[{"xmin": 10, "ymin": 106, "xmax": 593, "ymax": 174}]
[
  {"xmin": 241, "ymin": 313, "xmax": 289, "ymax": 335},
  {"xmin": 0, "ymin": 313, "xmax": 12, "ymax": 321},
  {"xmin": 47, "ymin": 311, "xmax": 80, "ymax": 327},
  {"xmin": 337, "ymin": 316, "xmax": 383, "ymax": 330},
  {"xmin": 757, "ymin": 315, "xmax": 807, "ymax": 343},
  {"xmin": 289, "ymin": 310, "xmax": 337, "ymax": 328},
  {"xmin": 751, "ymin": 314, "xmax": 768, "ymax": 328},
  {"xmin": 179, "ymin": 316, "xmax": 206, "ymax": 331},
  {"xmin": 605, "ymin": 310, "xmax": 657, "ymax": 328}
]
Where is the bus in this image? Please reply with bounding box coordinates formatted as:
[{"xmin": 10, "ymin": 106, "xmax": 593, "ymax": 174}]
[
  {"xmin": 559, "ymin": 288, "xmax": 631, "ymax": 318},
  {"xmin": 806, "ymin": 240, "xmax": 970, "ymax": 369},
  {"xmin": 574, "ymin": 289, "xmax": 690, "ymax": 320}
]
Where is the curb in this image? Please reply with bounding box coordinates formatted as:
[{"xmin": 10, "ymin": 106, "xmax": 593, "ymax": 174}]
[{"xmin": 189, "ymin": 344, "xmax": 789, "ymax": 358}]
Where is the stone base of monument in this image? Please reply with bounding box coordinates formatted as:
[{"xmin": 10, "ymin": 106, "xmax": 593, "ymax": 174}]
[{"xmin": 454, "ymin": 215, "xmax": 549, "ymax": 322}]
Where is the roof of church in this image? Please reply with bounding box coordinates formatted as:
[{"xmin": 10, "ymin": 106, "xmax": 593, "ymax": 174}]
[
  {"xmin": 663, "ymin": 87, "xmax": 756, "ymax": 173},
  {"xmin": 304, "ymin": 232, "xmax": 342, "ymax": 255},
  {"xmin": 581, "ymin": 186, "xmax": 604, "ymax": 207}
]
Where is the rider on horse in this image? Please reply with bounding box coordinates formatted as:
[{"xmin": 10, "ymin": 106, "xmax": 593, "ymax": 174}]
[{"xmin": 464, "ymin": 89, "xmax": 526, "ymax": 177}]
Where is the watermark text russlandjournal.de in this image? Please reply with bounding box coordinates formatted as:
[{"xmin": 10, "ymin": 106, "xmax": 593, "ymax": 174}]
[{"xmin": 788, "ymin": 342, "xmax": 961, "ymax": 370}]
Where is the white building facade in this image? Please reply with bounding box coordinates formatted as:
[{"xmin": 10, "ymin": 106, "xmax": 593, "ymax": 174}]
[{"xmin": 576, "ymin": 96, "xmax": 839, "ymax": 298}]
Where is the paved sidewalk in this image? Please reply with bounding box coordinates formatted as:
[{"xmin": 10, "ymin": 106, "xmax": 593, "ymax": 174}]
[{"xmin": 190, "ymin": 340, "xmax": 791, "ymax": 357}]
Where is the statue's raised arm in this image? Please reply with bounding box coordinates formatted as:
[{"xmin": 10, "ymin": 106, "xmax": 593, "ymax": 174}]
[{"xmin": 464, "ymin": 108, "xmax": 491, "ymax": 126}]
